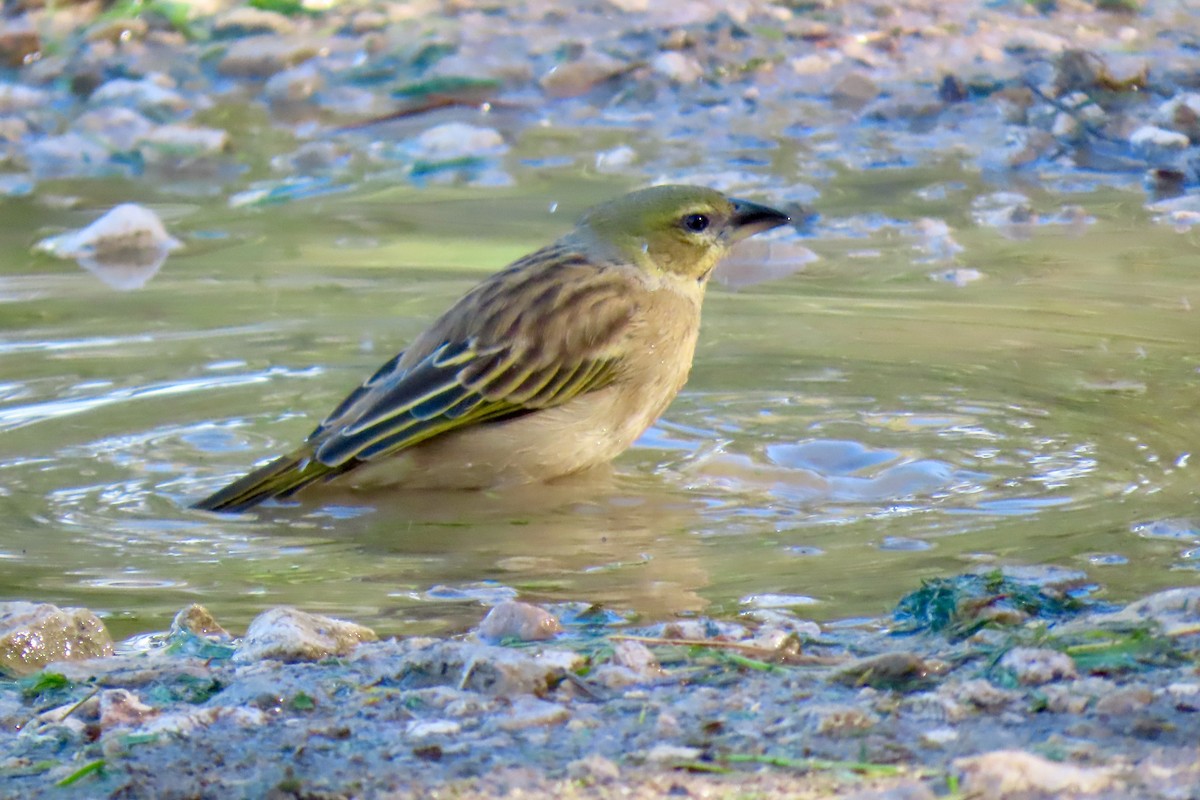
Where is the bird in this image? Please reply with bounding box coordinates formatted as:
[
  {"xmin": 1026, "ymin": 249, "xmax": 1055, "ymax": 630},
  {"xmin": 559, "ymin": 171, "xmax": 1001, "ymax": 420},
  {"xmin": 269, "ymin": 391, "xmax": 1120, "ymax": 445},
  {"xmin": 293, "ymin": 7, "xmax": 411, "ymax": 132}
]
[{"xmin": 193, "ymin": 184, "xmax": 790, "ymax": 513}]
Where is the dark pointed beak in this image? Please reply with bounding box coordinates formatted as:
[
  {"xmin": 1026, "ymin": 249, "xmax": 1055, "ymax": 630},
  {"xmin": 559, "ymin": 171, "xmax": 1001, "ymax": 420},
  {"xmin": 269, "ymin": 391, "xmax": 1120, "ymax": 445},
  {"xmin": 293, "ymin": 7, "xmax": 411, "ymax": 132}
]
[{"xmin": 727, "ymin": 198, "xmax": 790, "ymax": 242}]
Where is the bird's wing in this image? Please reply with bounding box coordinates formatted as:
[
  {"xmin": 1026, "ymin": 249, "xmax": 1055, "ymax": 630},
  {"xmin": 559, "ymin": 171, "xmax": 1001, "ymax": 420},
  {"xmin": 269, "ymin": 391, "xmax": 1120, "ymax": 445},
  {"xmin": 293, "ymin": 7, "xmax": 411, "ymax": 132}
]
[{"xmin": 308, "ymin": 253, "xmax": 638, "ymax": 468}]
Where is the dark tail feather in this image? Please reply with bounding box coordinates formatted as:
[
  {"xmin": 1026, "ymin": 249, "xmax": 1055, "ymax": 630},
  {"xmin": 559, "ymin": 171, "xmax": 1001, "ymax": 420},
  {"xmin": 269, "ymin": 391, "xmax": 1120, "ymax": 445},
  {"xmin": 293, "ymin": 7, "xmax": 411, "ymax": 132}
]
[{"xmin": 192, "ymin": 450, "xmax": 338, "ymax": 513}]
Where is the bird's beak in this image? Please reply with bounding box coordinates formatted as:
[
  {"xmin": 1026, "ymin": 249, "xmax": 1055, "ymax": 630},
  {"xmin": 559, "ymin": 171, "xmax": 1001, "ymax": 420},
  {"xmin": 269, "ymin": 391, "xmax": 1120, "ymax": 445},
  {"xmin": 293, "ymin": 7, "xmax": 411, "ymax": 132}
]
[{"xmin": 726, "ymin": 198, "xmax": 790, "ymax": 242}]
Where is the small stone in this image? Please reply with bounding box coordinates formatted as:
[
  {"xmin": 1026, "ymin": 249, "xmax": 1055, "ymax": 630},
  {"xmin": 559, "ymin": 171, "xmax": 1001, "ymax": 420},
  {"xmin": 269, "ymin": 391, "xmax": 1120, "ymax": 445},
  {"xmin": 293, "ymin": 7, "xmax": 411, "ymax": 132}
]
[
  {"xmin": 217, "ymin": 35, "xmax": 319, "ymax": 79},
  {"xmin": 830, "ymin": 72, "xmax": 879, "ymax": 107},
  {"xmin": 651, "ymin": 51, "xmax": 703, "ymax": 84},
  {"xmin": 566, "ymin": 754, "xmax": 620, "ymax": 784},
  {"xmin": 920, "ymin": 726, "xmax": 959, "ymax": 747},
  {"xmin": 494, "ymin": 697, "xmax": 569, "ymax": 731},
  {"xmin": 654, "ymin": 710, "xmax": 681, "ymax": 738},
  {"xmin": 595, "ymin": 145, "xmax": 636, "ymax": 173},
  {"xmin": 1153, "ymin": 93, "xmax": 1200, "ymax": 140},
  {"xmin": 0, "ymin": 83, "xmax": 50, "ymax": 113},
  {"xmin": 930, "ymin": 268, "xmax": 983, "ymax": 287},
  {"xmin": 999, "ymin": 647, "xmax": 1078, "ymax": 685},
  {"xmin": 34, "ymin": 202, "xmax": 182, "ymax": 291},
  {"xmin": 232, "ymin": 607, "xmax": 377, "ymax": 663},
  {"xmin": 833, "ymin": 652, "xmax": 934, "ymax": 692},
  {"xmin": 955, "ymin": 678, "xmax": 1019, "ymax": 712},
  {"xmin": 955, "ymin": 750, "xmax": 1117, "ymax": 798},
  {"xmin": 791, "ymin": 53, "xmax": 834, "ymax": 76},
  {"xmin": 86, "ymin": 16, "xmax": 148, "ymax": 44},
  {"xmin": 99, "ymin": 689, "xmax": 157, "ymax": 731},
  {"xmin": 347, "ymin": 10, "xmax": 388, "ymax": 34},
  {"xmin": 89, "ymin": 77, "xmax": 189, "ymax": 120},
  {"xmin": 586, "ymin": 664, "xmax": 645, "ymax": 691},
  {"xmin": 139, "ymin": 124, "xmax": 230, "ymax": 160},
  {"xmin": 1165, "ymin": 683, "xmax": 1200, "ymax": 712},
  {"xmin": 1005, "ymin": 29, "xmax": 1067, "ymax": 54},
  {"xmin": 405, "ymin": 719, "xmax": 462, "ymax": 738},
  {"xmin": 1041, "ymin": 683, "xmax": 1093, "ymax": 714},
  {"xmin": 407, "ymin": 123, "xmax": 507, "ymax": 162},
  {"xmin": 212, "ymin": 7, "xmax": 296, "ymax": 38},
  {"xmin": 73, "ymin": 107, "xmax": 155, "ymax": 150},
  {"xmin": 376, "ymin": 639, "xmax": 567, "ymax": 697},
  {"xmin": 610, "ymin": 639, "xmax": 663, "ymax": 679},
  {"xmin": 477, "ymin": 601, "xmax": 561, "ymax": 642},
  {"xmin": 0, "ymin": 17, "xmax": 39, "ymax": 68},
  {"xmin": 809, "ymin": 704, "xmax": 879, "ymax": 735},
  {"xmin": 1094, "ymin": 686, "xmax": 1153, "ymax": 715},
  {"xmin": 605, "ymin": 0, "xmax": 647, "ymax": 11},
  {"xmin": 265, "ymin": 62, "xmax": 324, "ymax": 105},
  {"xmin": 1097, "ymin": 587, "xmax": 1200, "ymax": 635},
  {"xmin": 25, "ymin": 133, "xmax": 112, "ymax": 180},
  {"xmin": 0, "ymin": 601, "xmax": 113, "ymax": 676},
  {"xmin": 1130, "ymin": 125, "xmax": 1190, "ymax": 157},
  {"xmin": 643, "ymin": 744, "xmax": 702, "ymax": 763},
  {"xmin": 171, "ymin": 605, "xmax": 229, "ymax": 640},
  {"xmin": 540, "ymin": 51, "xmax": 629, "ymax": 99}
]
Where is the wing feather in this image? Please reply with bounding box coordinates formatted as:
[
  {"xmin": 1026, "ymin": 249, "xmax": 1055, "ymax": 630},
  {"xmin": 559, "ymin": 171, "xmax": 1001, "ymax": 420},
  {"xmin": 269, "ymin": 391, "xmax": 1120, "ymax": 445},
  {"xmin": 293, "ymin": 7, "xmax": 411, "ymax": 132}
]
[{"xmin": 304, "ymin": 251, "xmax": 638, "ymax": 469}]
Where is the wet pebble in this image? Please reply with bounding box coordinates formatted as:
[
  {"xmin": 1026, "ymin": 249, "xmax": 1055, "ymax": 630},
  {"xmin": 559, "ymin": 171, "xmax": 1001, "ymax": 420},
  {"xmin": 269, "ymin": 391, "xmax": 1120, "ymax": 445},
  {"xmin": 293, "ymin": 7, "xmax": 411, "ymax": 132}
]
[
  {"xmin": 565, "ymin": 753, "xmax": 620, "ymax": 783},
  {"xmin": 494, "ymin": 697, "xmax": 570, "ymax": 731},
  {"xmin": 406, "ymin": 122, "xmax": 507, "ymax": 162},
  {"xmin": 265, "ymin": 62, "xmax": 325, "ymax": 105},
  {"xmin": 540, "ymin": 51, "xmax": 629, "ymax": 99},
  {"xmin": 171, "ymin": 604, "xmax": 230, "ymax": 640},
  {"xmin": 1093, "ymin": 686, "xmax": 1154, "ymax": 716},
  {"xmin": 406, "ymin": 718, "xmax": 463, "ymax": 739},
  {"xmin": 834, "ymin": 652, "xmax": 938, "ymax": 692},
  {"xmin": 217, "ymin": 35, "xmax": 320, "ymax": 78},
  {"xmin": 1094, "ymin": 587, "xmax": 1200, "ymax": 636},
  {"xmin": 212, "ymin": 7, "xmax": 297, "ymax": 38},
  {"xmin": 0, "ymin": 601, "xmax": 113, "ymax": 675},
  {"xmin": 1129, "ymin": 124, "xmax": 1191, "ymax": 163},
  {"xmin": 477, "ymin": 601, "xmax": 562, "ymax": 642},
  {"xmin": 807, "ymin": 704, "xmax": 879, "ymax": 736},
  {"xmin": 25, "ymin": 133, "xmax": 112, "ymax": 180},
  {"xmin": 954, "ymin": 750, "xmax": 1117, "ymax": 798},
  {"xmin": 99, "ymin": 688, "xmax": 157, "ymax": 731},
  {"xmin": 89, "ymin": 76, "xmax": 191, "ymax": 120},
  {"xmin": 651, "ymin": 51, "xmax": 703, "ymax": 84},
  {"xmin": 232, "ymin": 606, "xmax": 377, "ymax": 663},
  {"xmin": 998, "ymin": 647, "xmax": 1078, "ymax": 686}
]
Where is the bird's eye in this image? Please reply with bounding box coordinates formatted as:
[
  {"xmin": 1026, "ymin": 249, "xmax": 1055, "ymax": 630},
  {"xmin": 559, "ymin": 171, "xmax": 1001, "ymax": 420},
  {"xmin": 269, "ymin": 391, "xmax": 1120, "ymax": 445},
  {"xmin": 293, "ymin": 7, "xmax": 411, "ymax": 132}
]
[{"xmin": 682, "ymin": 213, "xmax": 710, "ymax": 233}]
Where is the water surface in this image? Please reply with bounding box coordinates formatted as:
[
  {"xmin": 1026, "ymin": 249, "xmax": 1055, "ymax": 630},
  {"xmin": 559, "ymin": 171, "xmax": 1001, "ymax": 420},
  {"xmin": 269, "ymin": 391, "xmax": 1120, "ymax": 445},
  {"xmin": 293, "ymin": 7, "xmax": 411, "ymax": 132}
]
[{"xmin": 2, "ymin": 161, "xmax": 1197, "ymax": 640}]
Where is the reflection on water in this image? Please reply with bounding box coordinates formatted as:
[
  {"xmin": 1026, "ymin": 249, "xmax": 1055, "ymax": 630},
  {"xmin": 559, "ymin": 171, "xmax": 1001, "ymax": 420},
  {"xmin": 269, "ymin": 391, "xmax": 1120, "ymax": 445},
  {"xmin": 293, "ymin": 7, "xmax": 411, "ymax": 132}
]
[{"xmin": 1, "ymin": 167, "xmax": 1198, "ymax": 640}]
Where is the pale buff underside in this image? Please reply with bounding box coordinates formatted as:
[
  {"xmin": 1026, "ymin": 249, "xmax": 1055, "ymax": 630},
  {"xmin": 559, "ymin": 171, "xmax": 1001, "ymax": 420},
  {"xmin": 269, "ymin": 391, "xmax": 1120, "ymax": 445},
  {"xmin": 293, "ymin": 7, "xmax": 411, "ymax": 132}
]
[{"xmin": 337, "ymin": 274, "xmax": 703, "ymax": 491}]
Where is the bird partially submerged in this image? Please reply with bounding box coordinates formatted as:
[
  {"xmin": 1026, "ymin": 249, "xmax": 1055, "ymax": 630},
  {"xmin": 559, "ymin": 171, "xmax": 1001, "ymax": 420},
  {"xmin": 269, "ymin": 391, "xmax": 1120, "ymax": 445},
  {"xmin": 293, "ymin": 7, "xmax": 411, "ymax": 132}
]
[{"xmin": 194, "ymin": 185, "xmax": 789, "ymax": 512}]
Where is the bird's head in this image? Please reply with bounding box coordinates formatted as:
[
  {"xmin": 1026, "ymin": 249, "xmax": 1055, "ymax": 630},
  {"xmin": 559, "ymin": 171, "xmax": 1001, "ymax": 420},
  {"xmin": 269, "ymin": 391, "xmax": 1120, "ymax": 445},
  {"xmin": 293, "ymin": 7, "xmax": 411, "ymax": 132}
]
[{"xmin": 575, "ymin": 184, "xmax": 790, "ymax": 283}]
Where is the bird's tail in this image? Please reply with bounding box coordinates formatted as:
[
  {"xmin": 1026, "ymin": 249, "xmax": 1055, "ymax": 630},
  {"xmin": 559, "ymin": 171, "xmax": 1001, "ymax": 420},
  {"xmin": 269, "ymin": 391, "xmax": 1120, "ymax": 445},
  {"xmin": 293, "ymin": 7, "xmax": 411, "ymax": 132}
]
[{"xmin": 192, "ymin": 449, "xmax": 338, "ymax": 513}]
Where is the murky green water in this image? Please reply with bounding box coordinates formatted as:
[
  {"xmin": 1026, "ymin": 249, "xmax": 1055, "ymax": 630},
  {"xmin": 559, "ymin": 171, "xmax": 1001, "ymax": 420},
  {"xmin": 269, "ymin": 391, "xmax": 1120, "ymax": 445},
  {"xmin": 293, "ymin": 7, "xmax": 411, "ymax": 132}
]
[{"xmin": 2, "ymin": 157, "xmax": 1198, "ymax": 641}]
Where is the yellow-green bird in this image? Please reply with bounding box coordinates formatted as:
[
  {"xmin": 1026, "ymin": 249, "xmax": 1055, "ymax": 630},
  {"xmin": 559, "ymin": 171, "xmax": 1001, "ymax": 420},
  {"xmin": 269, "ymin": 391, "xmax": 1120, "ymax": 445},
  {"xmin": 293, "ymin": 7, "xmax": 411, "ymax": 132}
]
[{"xmin": 193, "ymin": 185, "xmax": 789, "ymax": 513}]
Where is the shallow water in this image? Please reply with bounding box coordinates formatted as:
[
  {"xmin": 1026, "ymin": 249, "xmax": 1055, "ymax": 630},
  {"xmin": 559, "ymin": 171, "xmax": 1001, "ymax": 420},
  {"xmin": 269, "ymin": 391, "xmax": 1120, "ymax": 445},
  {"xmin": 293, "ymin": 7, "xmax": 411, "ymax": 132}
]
[{"xmin": 2, "ymin": 154, "xmax": 1198, "ymax": 641}]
